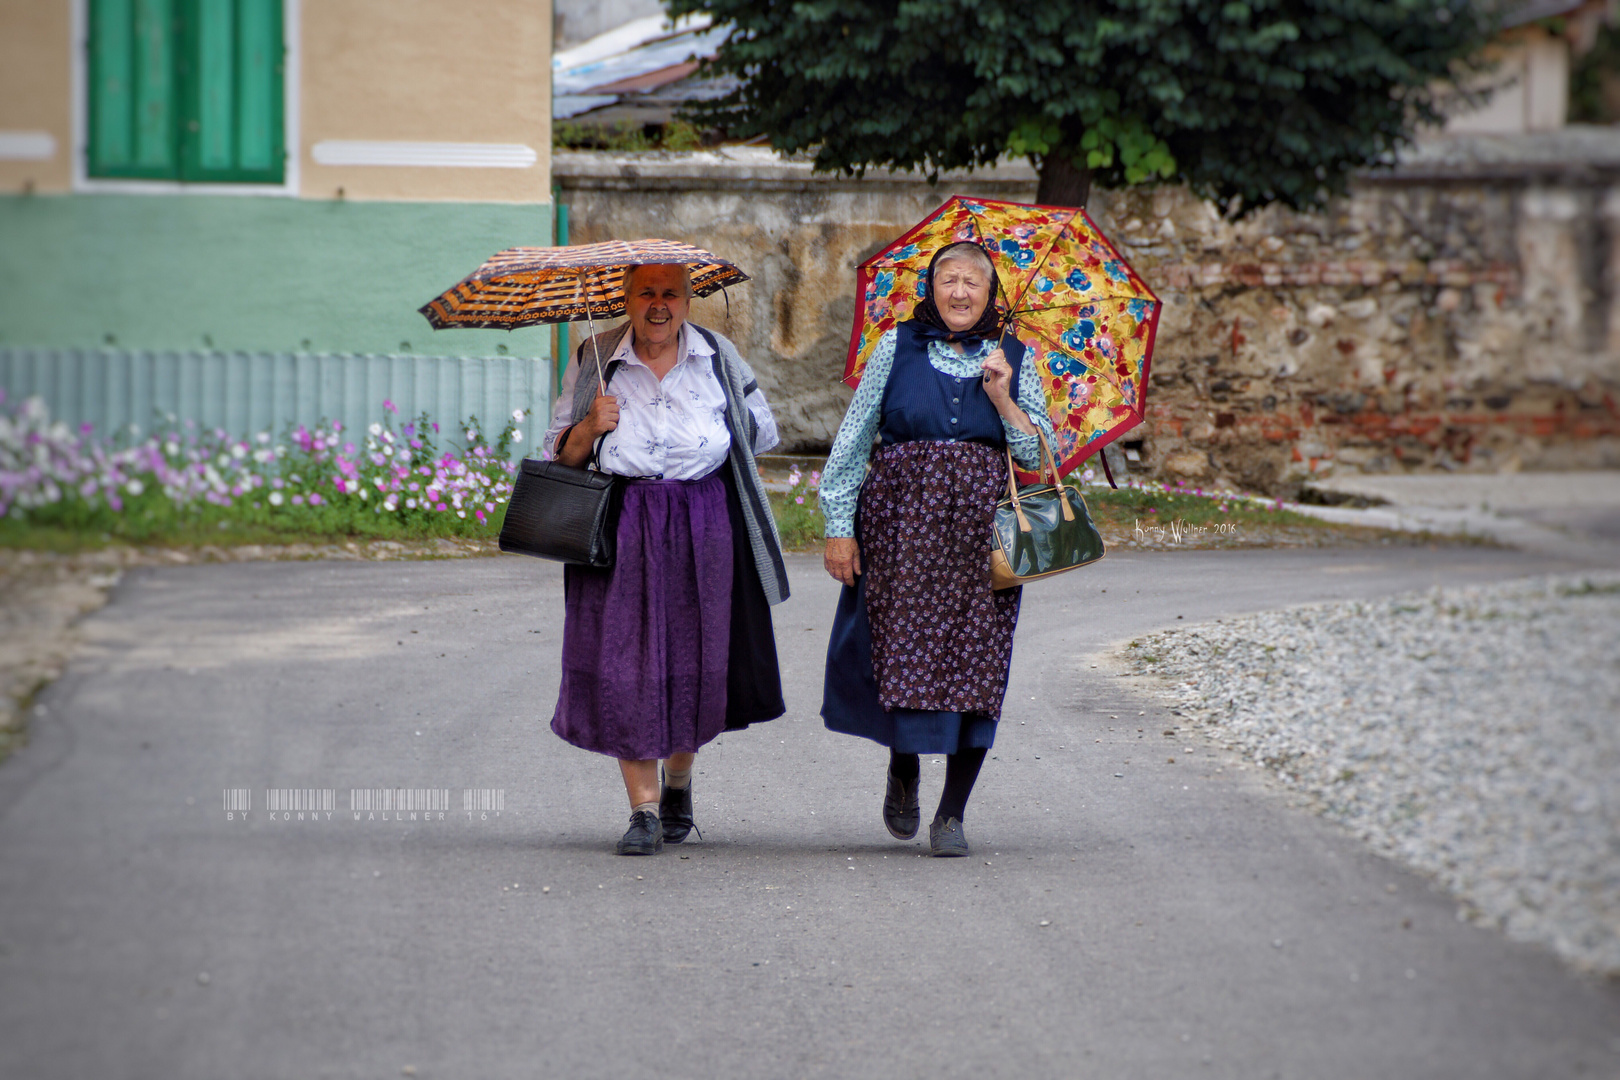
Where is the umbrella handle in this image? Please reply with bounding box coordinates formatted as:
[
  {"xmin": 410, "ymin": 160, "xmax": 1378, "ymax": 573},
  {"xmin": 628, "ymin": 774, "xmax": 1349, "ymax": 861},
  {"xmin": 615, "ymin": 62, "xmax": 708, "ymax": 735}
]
[{"xmin": 579, "ymin": 269, "xmax": 606, "ymax": 397}]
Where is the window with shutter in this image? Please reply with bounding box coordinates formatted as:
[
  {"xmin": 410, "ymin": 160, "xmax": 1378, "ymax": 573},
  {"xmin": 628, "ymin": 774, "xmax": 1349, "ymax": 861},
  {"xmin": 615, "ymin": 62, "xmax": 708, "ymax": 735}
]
[{"xmin": 88, "ymin": 0, "xmax": 284, "ymax": 184}]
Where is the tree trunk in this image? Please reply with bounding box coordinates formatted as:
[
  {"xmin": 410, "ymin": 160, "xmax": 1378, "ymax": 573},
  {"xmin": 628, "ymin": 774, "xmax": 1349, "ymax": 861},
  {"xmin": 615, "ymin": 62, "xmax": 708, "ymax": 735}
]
[{"xmin": 1036, "ymin": 153, "xmax": 1092, "ymax": 208}]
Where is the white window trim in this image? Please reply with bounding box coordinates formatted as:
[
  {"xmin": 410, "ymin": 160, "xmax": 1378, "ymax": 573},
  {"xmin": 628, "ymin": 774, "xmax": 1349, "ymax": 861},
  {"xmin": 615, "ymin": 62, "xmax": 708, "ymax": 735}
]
[{"xmin": 71, "ymin": 0, "xmax": 301, "ymax": 196}]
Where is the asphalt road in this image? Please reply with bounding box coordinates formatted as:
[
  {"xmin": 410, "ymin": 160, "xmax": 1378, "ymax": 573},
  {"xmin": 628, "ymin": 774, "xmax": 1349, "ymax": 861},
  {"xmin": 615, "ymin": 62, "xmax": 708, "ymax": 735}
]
[{"xmin": 1, "ymin": 545, "xmax": 1617, "ymax": 1079}]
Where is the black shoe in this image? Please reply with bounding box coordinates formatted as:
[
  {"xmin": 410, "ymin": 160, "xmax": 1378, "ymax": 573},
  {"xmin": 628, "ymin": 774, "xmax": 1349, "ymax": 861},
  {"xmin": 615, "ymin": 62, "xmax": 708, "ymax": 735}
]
[
  {"xmin": 883, "ymin": 769, "xmax": 921, "ymax": 840},
  {"xmin": 615, "ymin": 809, "xmax": 663, "ymax": 856},
  {"xmin": 659, "ymin": 772, "xmax": 698, "ymax": 844},
  {"xmin": 929, "ymin": 815, "xmax": 970, "ymax": 858}
]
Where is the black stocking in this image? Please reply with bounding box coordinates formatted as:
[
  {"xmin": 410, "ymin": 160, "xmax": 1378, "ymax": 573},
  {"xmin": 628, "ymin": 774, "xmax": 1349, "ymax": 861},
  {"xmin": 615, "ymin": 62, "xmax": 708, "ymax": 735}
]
[
  {"xmin": 888, "ymin": 749, "xmax": 919, "ymax": 782},
  {"xmin": 936, "ymin": 746, "xmax": 987, "ymax": 822}
]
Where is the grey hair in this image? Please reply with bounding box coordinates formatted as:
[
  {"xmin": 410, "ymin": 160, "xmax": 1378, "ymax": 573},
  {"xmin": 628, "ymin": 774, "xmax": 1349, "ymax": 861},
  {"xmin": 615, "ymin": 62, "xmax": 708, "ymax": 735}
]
[
  {"xmin": 622, "ymin": 262, "xmax": 694, "ymax": 300},
  {"xmin": 933, "ymin": 243, "xmax": 995, "ymax": 281}
]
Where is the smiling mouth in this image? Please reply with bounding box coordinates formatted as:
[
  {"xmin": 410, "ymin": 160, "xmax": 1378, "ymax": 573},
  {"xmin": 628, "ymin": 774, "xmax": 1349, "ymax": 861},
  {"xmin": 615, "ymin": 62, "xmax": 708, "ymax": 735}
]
[{"xmin": 645, "ymin": 311, "xmax": 672, "ymax": 324}]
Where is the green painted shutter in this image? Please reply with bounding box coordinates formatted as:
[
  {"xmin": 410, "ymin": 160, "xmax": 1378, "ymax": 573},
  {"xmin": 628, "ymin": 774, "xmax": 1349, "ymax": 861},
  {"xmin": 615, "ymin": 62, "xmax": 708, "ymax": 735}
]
[
  {"xmin": 89, "ymin": 0, "xmax": 180, "ymax": 178},
  {"xmin": 179, "ymin": 0, "xmax": 284, "ymax": 184},
  {"xmin": 234, "ymin": 0, "xmax": 280, "ymax": 173}
]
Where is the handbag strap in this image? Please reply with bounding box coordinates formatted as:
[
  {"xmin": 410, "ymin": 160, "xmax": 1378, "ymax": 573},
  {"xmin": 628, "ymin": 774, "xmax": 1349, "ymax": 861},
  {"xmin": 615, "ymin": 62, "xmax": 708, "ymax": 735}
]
[{"xmin": 1003, "ymin": 428, "xmax": 1074, "ymax": 526}]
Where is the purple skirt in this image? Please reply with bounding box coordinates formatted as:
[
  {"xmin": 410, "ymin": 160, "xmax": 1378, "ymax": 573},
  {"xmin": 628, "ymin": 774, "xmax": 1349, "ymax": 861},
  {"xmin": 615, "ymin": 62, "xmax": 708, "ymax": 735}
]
[{"xmin": 551, "ymin": 469, "xmax": 734, "ymax": 760}]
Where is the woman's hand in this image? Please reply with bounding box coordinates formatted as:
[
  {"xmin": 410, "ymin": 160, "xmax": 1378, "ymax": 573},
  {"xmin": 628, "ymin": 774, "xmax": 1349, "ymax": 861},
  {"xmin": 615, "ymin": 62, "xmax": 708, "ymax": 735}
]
[
  {"xmin": 824, "ymin": 537, "xmax": 861, "ymax": 587},
  {"xmin": 555, "ymin": 395, "xmax": 620, "ymax": 467},
  {"xmin": 981, "ymin": 348, "xmax": 1013, "ymax": 405},
  {"xmin": 581, "ymin": 394, "xmax": 620, "ymax": 440}
]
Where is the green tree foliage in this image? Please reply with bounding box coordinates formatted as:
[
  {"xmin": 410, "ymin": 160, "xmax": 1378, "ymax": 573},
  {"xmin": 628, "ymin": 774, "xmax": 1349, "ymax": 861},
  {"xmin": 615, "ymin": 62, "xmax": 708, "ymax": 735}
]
[{"xmin": 665, "ymin": 0, "xmax": 1493, "ymax": 209}]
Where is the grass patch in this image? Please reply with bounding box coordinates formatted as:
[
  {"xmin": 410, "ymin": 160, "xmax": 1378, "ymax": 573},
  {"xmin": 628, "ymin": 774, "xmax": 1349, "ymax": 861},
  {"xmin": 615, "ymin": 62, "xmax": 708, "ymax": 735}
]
[
  {"xmin": 1082, "ymin": 486, "xmax": 1324, "ymax": 533},
  {"xmin": 1, "ymin": 497, "xmax": 507, "ymax": 551},
  {"xmin": 769, "ymin": 490, "xmax": 824, "ymax": 551}
]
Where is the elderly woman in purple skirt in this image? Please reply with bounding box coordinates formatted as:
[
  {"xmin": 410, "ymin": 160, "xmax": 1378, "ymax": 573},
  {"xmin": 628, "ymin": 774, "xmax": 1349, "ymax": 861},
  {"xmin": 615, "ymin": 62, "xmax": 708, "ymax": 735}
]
[
  {"xmin": 819, "ymin": 241, "xmax": 1055, "ymax": 857},
  {"xmin": 542, "ymin": 263, "xmax": 789, "ymax": 855}
]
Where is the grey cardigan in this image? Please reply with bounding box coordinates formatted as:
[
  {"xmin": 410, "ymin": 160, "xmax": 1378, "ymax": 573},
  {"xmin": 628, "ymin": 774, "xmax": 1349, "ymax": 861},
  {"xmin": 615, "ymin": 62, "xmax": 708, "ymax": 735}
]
[{"xmin": 567, "ymin": 321, "xmax": 790, "ymax": 606}]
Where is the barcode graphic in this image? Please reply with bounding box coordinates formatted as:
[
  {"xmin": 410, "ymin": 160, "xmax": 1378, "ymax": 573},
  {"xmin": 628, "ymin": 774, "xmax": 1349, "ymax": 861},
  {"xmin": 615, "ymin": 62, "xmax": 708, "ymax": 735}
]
[
  {"xmin": 462, "ymin": 789, "xmax": 505, "ymax": 812},
  {"xmin": 223, "ymin": 788, "xmax": 251, "ymax": 812},
  {"xmin": 264, "ymin": 788, "xmax": 335, "ymax": 812},
  {"xmin": 349, "ymin": 788, "xmax": 452, "ymax": 812}
]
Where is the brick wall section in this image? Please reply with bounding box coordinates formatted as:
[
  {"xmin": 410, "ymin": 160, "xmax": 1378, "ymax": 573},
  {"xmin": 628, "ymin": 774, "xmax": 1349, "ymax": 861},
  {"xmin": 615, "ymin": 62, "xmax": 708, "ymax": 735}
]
[
  {"xmin": 555, "ymin": 136, "xmax": 1620, "ymax": 492},
  {"xmin": 1091, "ymin": 166, "xmax": 1620, "ymax": 492}
]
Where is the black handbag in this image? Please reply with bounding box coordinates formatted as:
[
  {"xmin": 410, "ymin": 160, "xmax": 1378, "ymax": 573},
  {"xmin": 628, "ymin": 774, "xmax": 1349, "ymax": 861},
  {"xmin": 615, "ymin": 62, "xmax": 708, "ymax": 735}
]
[
  {"xmin": 989, "ymin": 429, "xmax": 1106, "ymax": 589},
  {"xmin": 497, "ymin": 355, "xmax": 625, "ymax": 567}
]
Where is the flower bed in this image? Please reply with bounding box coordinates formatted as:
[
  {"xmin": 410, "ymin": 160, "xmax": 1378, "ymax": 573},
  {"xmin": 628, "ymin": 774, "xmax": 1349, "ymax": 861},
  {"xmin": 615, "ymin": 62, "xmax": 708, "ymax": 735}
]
[{"xmin": 0, "ymin": 392, "xmax": 522, "ymax": 544}]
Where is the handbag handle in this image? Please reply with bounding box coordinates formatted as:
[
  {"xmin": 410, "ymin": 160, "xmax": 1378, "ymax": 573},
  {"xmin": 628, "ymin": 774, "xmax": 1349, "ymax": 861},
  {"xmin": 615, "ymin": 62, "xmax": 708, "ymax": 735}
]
[{"xmin": 1003, "ymin": 427, "xmax": 1073, "ymax": 532}]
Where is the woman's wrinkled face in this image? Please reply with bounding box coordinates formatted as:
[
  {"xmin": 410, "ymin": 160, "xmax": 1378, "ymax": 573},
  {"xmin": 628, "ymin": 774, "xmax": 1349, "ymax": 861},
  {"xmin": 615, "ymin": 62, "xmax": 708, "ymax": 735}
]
[
  {"xmin": 934, "ymin": 255, "xmax": 991, "ymax": 332},
  {"xmin": 626, "ymin": 264, "xmax": 689, "ymax": 350}
]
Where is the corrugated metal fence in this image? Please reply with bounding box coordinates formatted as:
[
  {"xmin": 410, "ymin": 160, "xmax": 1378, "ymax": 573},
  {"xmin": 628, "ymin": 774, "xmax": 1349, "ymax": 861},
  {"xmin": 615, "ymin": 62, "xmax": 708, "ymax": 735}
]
[{"xmin": 0, "ymin": 348, "xmax": 555, "ymax": 457}]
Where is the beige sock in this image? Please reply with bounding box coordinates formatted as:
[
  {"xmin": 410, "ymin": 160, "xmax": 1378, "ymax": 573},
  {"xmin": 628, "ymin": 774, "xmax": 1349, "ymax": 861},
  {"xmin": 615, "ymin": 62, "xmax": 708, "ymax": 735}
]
[
  {"xmin": 662, "ymin": 764, "xmax": 693, "ymax": 790},
  {"xmin": 631, "ymin": 801, "xmax": 659, "ymax": 818}
]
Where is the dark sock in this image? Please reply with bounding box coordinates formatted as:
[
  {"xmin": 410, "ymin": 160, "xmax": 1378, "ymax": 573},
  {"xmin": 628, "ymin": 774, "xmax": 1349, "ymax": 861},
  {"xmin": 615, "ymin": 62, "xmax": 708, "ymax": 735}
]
[
  {"xmin": 936, "ymin": 746, "xmax": 988, "ymax": 822},
  {"xmin": 888, "ymin": 749, "xmax": 920, "ymax": 783}
]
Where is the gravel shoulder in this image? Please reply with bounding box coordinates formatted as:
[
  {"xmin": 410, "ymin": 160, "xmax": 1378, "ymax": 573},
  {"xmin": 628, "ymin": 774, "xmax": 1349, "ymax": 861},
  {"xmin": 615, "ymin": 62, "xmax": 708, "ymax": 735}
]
[{"xmin": 1121, "ymin": 573, "xmax": 1620, "ymax": 977}]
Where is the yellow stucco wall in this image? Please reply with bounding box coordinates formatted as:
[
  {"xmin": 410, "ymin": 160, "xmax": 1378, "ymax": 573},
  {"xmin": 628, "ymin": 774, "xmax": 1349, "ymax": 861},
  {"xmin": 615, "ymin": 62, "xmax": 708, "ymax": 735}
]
[
  {"xmin": 0, "ymin": 1, "xmax": 73, "ymax": 193},
  {"xmin": 300, "ymin": 0, "xmax": 552, "ymax": 203}
]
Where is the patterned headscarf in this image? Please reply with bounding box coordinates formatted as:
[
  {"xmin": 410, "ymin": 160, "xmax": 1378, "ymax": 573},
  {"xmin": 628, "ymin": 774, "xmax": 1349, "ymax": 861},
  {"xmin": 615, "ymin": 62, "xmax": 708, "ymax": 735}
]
[{"xmin": 910, "ymin": 241, "xmax": 1004, "ymax": 343}]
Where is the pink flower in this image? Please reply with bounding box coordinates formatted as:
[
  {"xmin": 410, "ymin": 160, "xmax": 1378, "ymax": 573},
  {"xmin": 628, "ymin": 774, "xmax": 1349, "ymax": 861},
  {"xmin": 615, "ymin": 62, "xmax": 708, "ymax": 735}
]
[
  {"xmin": 383, "ymin": 399, "xmax": 398, "ymax": 414},
  {"xmin": 435, "ymin": 502, "xmax": 447, "ymax": 512},
  {"xmin": 475, "ymin": 510, "xmax": 486, "ymax": 523},
  {"xmin": 291, "ymin": 493, "xmax": 305, "ymax": 505},
  {"xmin": 307, "ymin": 492, "xmax": 323, "ymax": 506}
]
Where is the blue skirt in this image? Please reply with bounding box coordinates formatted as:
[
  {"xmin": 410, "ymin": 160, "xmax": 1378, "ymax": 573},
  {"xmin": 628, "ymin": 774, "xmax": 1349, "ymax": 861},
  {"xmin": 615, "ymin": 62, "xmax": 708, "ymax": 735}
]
[{"xmin": 821, "ymin": 571, "xmax": 998, "ymax": 754}]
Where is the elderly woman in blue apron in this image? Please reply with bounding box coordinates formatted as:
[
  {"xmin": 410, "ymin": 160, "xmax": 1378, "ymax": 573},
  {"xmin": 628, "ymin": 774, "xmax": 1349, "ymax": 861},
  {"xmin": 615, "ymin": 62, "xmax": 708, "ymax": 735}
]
[
  {"xmin": 819, "ymin": 241, "xmax": 1055, "ymax": 857},
  {"xmin": 543, "ymin": 263, "xmax": 789, "ymax": 856}
]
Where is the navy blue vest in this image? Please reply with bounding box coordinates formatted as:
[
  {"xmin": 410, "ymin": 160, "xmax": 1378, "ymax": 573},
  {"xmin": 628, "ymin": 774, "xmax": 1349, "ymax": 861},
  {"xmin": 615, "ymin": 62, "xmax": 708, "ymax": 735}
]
[{"xmin": 879, "ymin": 320, "xmax": 1024, "ymax": 447}]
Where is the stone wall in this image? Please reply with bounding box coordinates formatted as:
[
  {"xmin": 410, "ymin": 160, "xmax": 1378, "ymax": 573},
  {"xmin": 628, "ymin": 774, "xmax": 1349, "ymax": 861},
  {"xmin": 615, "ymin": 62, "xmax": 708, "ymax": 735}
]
[{"xmin": 555, "ymin": 133, "xmax": 1620, "ymax": 492}]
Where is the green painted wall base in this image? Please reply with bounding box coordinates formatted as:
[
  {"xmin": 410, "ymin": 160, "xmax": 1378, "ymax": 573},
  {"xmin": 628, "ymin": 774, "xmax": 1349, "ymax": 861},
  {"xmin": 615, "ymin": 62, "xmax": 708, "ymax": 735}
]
[
  {"xmin": 0, "ymin": 193, "xmax": 560, "ymax": 456},
  {"xmin": 0, "ymin": 193, "xmax": 554, "ymax": 359}
]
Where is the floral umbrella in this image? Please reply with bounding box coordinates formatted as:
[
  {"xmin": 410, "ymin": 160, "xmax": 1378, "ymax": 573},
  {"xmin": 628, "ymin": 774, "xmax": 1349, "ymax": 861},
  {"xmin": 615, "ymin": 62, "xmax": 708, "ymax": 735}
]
[{"xmin": 845, "ymin": 196, "xmax": 1160, "ymax": 478}]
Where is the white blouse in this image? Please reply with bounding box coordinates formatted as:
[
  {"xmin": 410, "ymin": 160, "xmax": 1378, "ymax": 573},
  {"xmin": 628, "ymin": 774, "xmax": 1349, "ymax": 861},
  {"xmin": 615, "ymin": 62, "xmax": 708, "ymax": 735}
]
[{"xmin": 541, "ymin": 323, "xmax": 779, "ymax": 479}]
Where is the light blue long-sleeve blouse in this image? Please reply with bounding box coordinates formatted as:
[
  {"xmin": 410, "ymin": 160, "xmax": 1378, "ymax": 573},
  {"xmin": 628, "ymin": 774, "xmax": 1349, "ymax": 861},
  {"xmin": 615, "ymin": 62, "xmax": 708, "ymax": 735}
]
[{"xmin": 819, "ymin": 329, "xmax": 1056, "ymax": 538}]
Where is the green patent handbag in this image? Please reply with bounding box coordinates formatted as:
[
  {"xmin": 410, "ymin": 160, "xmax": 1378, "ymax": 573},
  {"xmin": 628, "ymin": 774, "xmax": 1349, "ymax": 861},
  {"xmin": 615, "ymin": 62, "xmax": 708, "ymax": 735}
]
[{"xmin": 989, "ymin": 430, "xmax": 1106, "ymax": 590}]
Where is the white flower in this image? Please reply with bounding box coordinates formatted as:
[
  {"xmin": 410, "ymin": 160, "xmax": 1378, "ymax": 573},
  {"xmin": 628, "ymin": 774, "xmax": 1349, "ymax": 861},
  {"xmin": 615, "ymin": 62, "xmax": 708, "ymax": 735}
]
[
  {"xmin": 231, "ymin": 444, "xmax": 246, "ymax": 459},
  {"xmin": 456, "ymin": 510, "xmax": 466, "ymax": 518},
  {"xmin": 383, "ymin": 498, "xmax": 398, "ymax": 512},
  {"xmin": 512, "ymin": 409, "xmax": 524, "ymax": 421},
  {"xmin": 268, "ymin": 491, "xmax": 284, "ymax": 507},
  {"xmin": 358, "ymin": 487, "xmax": 368, "ymax": 500},
  {"xmin": 124, "ymin": 479, "xmax": 144, "ymax": 496},
  {"xmin": 512, "ymin": 430, "xmax": 522, "ymax": 442},
  {"xmin": 466, "ymin": 429, "xmax": 476, "ymax": 442},
  {"xmin": 369, "ymin": 423, "xmax": 382, "ymax": 437}
]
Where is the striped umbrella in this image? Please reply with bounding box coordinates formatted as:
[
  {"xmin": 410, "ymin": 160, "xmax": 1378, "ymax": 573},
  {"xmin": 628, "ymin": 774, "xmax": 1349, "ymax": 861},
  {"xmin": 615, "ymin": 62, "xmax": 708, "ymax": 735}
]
[{"xmin": 419, "ymin": 239, "xmax": 749, "ymax": 330}]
